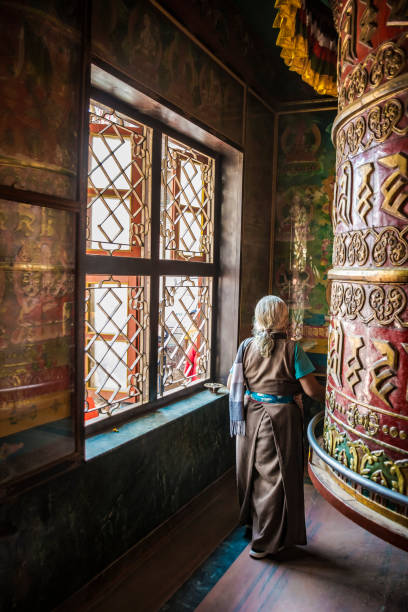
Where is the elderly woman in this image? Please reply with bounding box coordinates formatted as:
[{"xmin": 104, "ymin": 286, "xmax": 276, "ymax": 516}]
[{"xmin": 228, "ymin": 295, "xmax": 324, "ymax": 558}]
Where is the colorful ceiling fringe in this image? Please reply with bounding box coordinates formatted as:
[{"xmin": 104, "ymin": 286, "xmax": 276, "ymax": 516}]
[{"xmin": 273, "ymin": 0, "xmax": 338, "ymax": 97}]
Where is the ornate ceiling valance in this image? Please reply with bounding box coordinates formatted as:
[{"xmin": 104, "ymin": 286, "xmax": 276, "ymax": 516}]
[{"xmin": 273, "ymin": 0, "xmax": 338, "ymax": 97}]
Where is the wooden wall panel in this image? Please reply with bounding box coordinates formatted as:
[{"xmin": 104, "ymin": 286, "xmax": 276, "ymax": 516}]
[
  {"xmin": 92, "ymin": 0, "xmax": 245, "ymax": 146},
  {"xmin": 239, "ymin": 93, "xmax": 275, "ymax": 340}
]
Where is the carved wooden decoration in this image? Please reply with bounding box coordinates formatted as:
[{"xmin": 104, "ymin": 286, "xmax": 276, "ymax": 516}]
[
  {"xmin": 379, "ymin": 153, "xmax": 408, "ymax": 220},
  {"xmin": 360, "ymin": 0, "xmax": 378, "ymax": 48},
  {"xmin": 328, "ymin": 318, "xmax": 344, "ymax": 387},
  {"xmin": 326, "ymin": 1, "xmax": 408, "ymax": 506},
  {"xmin": 369, "ymin": 339, "xmax": 398, "ymax": 408},
  {"xmin": 340, "ymin": 0, "xmax": 358, "ymax": 68},
  {"xmin": 334, "ymin": 161, "xmax": 353, "ymax": 227},
  {"xmin": 345, "ymin": 334, "xmax": 364, "ymax": 394},
  {"xmin": 357, "ymin": 162, "xmax": 374, "ymax": 222}
]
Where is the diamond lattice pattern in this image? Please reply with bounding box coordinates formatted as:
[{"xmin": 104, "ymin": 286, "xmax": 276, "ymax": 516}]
[
  {"xmin": 87, "ymin": 101, "xmax": 152, "ymax": 257},
  {"xmin": 85, "ymin": 276, "xmax": 149, "ymax": 418},
  {"xmin": 161, "ymin": 136, "xmax": 215, "ymax": 261},
  {"xmin": 158, "ymin": 276, "xmax": 212, "ymax": 397}
]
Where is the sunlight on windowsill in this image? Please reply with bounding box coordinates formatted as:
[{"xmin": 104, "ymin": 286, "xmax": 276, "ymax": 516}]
[{"xmin": 85, "ymin": 389, "xmax": 228, "ymax": 461}]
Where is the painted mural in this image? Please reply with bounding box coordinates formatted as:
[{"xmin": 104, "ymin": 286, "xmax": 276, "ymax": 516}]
[
  {"xmin": 273, "ymin": 110, "xmax": 336, "ymax": 373},
  {"xmin": 0, "ymin": 1, "xmax": 83, "ymax": 199},
  {"xmin": 0, "ymin": 199, "xmax": 76, "ymax": 484},
  {"xmin": 92, "ymin": 0, "xmax": 244, "ymax": 145}
]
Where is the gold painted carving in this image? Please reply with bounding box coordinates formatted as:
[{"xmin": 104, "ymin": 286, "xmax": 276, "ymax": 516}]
[
  {"xmin": 389, "ymin": 460, "xmax": 408, "ymax": 496},
  {"xmin": 372, "ymin": 227, "xmax": 408, "ymax": 266},
  {"xmin": 331, "ymin": 282, "xmax": 345, "ymax": 316},
  {"xmin": 16, "ymin": 210, "xmax": 35, "ymax": 236},
  {"xmin": 370, "ymin": 339, "xmax": 398, "ymax": 408},
  {"xmin": 334, "ymin": 161, "xmax": 353, "ymax": 228},
  {"xmin": 331, "ymin": 411, "xmax": 408, "ymax": 457},
  {"xmin": 357, "ymin": 163, "xmax": 374, "ymax": 223},
  {"xmin": 333, "ymin": 233, "xmax": 347, "ymax": 266},
  {"xmin": 386, "ymin": 0, "xmax": 408, "ymax": 26},
  {"xmin": 345, "ymin": 335, "xmax": 364, "ymax": 394},
  {"xmin": 379, "ymin": 153, "xmax": 408, "ymax": 221},
  {"xmin": 367, "ymin": 99, "xmax": 408, "ymax": 143},
  {"xmin": 360, "ymin": 0, "xmax": 378, "ymax": 48},
  {"xmin": 332, "ymin": 227, "xmax": 408, "ymax": 268},
  {"xmin": 370, "ymin": 41, "xmax": 406, "ymax": 86},
  {"xmin": 346, "ymin": 116, "xmax": 366, "ymax": 154},
  {"xmin": 337, "ymin": 119, "xmax": 366, "ymax": 162},
  {"xmin": 368, "ymin": 286, "xmax": 406, "ymax": 325},
  {"xmin": 324, "ymin": 418, "xmax": 408, "ymax": 494},
  {"xmin": 340, "ymin": 65, "xmax": 368, "ymax": 109},
  {"xmin": 346, "ymin": 403, "xmax": 379, "ymax": 436},
  {"xmin": 343, "ymin": 284, "xmax": 366, "ymax": 318},
  {"xmin": 330, "ymin": 281, "xmax": 408, "ymax": 326},
  {"xmin": 328, "ymin": 318, "xmax": 344, "ymax": 387},
  {"xmin": 336, "ymin": 99, "xmax": 408, "ymax": 165},
  {"xmin": 382, "ymin": 423, "xmax": 408, "ymax": 440},
  {"xmin": 337, "ymin": 129, "xmax": 347, "ymax": 163},
  {"xmin": 347, "ymin": 231, "xmax": 369, "ymax": 265},
  {"xmin": 339, "ymin": 0, "xmax": 357, "ymax": 69},
  {"xmin": 339, "ymin": 40, "xmax": 406, "ymax": 109},
  {"xmin": 327, "ymin": 386, "xmax": 408, "ymax": 439},
  {"xmin": 331, "ymin": 282, "xmax": 365, "ymax": 319}
]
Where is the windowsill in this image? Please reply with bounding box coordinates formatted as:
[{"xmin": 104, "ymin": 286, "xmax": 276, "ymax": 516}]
[{"xmin": 85, "ymin": 389, "xmax": 229, "ymax": 461}]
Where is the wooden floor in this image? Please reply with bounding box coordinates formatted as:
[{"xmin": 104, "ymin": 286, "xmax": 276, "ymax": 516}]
[
  {"xmin": 197, "ymin": 484, "xmax": 408, "ymax": 612},
  {"xmin": 57, "ymin": 473, "xmax": 408, "ymax": 612}
]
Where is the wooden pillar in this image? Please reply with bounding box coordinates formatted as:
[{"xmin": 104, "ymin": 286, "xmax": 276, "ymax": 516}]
[{"xmin": 326, "ymin": 1, "xmax": 408, "ymax": 502}]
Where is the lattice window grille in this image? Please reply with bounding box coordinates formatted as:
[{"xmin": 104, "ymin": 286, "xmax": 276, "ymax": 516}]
[
  {"xmin": 85, "ymin": 276, "xmax": 149, "ymax": 417},
  {"xmin": 161, "ymin": 135, "xmax": 215, "ymax": 262},
  {"xmin": 87, "ymin": 101, "xmax": 152, "ymax": 256},
  {"xmin": 158, "ymin": 276, "xmax": 212, "ymax": 397}
]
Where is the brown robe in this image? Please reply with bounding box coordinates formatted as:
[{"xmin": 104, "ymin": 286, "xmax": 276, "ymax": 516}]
[{"xmin": 236, "ymin": 339, "xmax": 307, "ymax": 553}]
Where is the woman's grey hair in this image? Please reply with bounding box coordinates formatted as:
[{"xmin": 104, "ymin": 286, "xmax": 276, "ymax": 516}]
[{"xmin": 252, "ymin": 295, "xmax": 289, "ymax": 357}]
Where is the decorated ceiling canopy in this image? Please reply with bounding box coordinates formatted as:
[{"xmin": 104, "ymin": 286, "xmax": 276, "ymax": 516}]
[{"xmin": 274, "ymin": 0, "xmax": 338, "ymax": 97}]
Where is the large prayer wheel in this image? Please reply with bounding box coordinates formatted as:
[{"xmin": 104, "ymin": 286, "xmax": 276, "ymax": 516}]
[{"xmin": 322, "ymin": 1, "xmax": 408, "ymax": 526}]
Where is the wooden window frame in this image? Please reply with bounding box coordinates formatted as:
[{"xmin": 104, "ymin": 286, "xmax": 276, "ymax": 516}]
[{"xmin": 84, "ymin": 88, "xmax": 221, "ymax": 436}]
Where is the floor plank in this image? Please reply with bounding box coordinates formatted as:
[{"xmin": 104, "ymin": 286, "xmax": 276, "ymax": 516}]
[{"xmin": 196, "ymin": 484, "xmax": 408, "ymax": 612}]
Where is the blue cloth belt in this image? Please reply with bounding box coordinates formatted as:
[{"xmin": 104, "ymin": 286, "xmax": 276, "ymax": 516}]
[{"xmin": 245, "ymin": 390, "xmax": 293, "ymax": 404}]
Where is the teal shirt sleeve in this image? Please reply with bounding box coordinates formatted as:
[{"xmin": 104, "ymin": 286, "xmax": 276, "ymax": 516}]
[{"xmin": 294, "ymin": 342, "xmax": 315, "ymax": 379}]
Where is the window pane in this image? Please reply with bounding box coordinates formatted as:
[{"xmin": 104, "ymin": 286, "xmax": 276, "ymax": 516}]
[
  {"xmin": 161, "ymin": 136, "xmax": 215, "ymax": 262},
  {"xmin": 90, "ymin": 135, "xmax": 132, "ymax": 190},
  {"xmin": 158, "ymin": 276, "xmax": 212, "ymax": 397},
  {"xmin": 0, "ymin": 201, "xmax": 76, "ymax": 483},
  {"xmin": 87, "ymin": 101, "xmax": 152, "ymax": 257},
  {"xmin": 85, "ymin": 275, "xmax": 150, "ymax": 423},
  {"xmin": 89, "ymin": 196, "xmax": 131, "ymax": 252}
]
